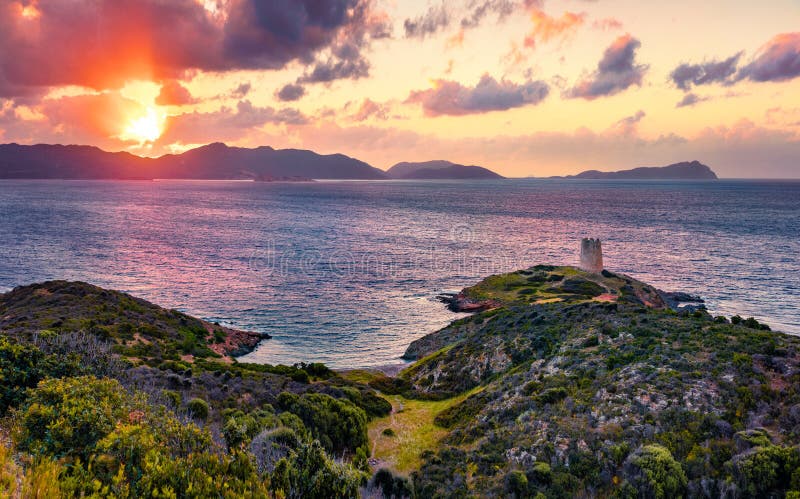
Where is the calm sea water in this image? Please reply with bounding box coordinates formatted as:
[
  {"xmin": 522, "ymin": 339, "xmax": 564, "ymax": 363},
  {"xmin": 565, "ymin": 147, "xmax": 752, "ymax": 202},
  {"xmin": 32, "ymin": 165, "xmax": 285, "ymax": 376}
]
[{"xmin": 0, "ymin": 179, "xmax": 798, "ymax": 368}]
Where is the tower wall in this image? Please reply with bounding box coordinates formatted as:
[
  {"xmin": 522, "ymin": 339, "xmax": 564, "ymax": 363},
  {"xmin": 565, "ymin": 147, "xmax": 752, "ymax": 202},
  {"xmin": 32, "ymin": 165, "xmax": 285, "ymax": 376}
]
[{"xmin": 579, "ymin": 238, "xmax": 603, "ymax": 273}]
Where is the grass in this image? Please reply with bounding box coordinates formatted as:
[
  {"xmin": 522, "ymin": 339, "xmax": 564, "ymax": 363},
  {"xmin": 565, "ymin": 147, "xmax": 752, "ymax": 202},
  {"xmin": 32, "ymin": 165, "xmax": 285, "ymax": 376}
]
[
  {"xmin": 337, "ymin": 369, "xmax": 384, "ymax": 384},
  {"xmin": 368, "ymin": 387, "xmax": 483, "ymax": 474}
]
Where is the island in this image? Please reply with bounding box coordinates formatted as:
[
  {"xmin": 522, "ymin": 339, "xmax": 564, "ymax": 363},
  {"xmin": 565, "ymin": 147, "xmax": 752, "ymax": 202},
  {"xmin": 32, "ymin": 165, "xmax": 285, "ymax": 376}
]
[
  {"xmin": 386, "ymin": 160, "xmax": 504, "ymax": 179},
  {"xmin": 1, "ymin": 262, "xmax": 798, "ymax": 497},
  {"xmin": 558, "ymin": 160, "xmax": 718, "ymax": 180}
]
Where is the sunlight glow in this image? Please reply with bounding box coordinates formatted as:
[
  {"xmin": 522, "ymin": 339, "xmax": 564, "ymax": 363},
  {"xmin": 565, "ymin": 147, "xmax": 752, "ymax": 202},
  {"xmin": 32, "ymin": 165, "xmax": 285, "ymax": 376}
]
[
  {"xmin": 121, "ymin": 107, "xmax": 165, "ymax": 143},
  {"xmin": 20, "ymin": 4, "xmax": 40, "ymax": 19}
]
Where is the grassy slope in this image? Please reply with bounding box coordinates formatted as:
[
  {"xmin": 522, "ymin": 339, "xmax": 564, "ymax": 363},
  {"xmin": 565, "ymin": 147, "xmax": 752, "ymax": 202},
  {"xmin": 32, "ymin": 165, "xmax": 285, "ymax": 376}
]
[{"xmin": 368, "ymin": 388, "xmax": 483, "ymax": 474}]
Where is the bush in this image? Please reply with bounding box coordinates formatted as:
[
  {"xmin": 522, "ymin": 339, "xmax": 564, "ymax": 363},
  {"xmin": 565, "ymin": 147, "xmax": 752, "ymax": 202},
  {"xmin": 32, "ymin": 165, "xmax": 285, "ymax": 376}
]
[
  {"xmin": 623, "ymin": 444, "xmax": 687, "ymax": 498},
  {"xmin": 505, "ymin": 470, "xmax": 529, "ymax": 497},
  {"xmin": 187, "ymin": 397, "xmax": 210, "ymax": 421},
  {"xmin": 277, "ymin": 392, "xmax": 369, "ymax": 456},
  {"xmin": 731, "ymin": 444, "xmax": 800, "ymax": 496},
  {"xmin": 270, "ymin": 440, "xmax": 363, "ymax": 498},
  {"xmin": 17, "ymin": 376, "xmax": 130, "ymax": 461},
  {"xmin": 535, "ymin": 387, "xmax": 568, "ymax": 405},
  {"xmin": 0, "ymin": 337, "xmax": 84, "ymax": 415},
  {"xmin": 372, "ymin": 468, "xmax": 413, "ymax": 498}
]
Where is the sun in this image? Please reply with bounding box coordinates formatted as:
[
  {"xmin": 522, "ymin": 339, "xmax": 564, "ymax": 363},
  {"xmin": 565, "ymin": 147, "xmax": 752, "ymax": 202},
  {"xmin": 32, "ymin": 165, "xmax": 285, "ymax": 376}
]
[{"xmin": 122, "ymin": 107, "xmax": 165, "ymax": 143}]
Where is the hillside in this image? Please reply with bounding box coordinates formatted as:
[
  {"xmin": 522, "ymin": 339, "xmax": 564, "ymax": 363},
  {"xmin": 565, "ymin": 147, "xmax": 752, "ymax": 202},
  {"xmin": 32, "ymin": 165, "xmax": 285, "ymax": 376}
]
[
  {"xmin": 0, "ymin": 280, "xmax": 397, "ymax": 497},
  {"xmin": 0, "ymin": 142, "xmax": 388, "ymax": 180},
  {"xmin": 2, "ymin": 270, "xmax": 799, "ymax": 497},
  {"xmin": 564, "ymin": 160, "xmax": 718, "ymax": 180},
  {"xmin": 369, "ymin": 266, "xmax": 798, "ymax": 497},
  {"xmin": 387, "ymin": 160, "xmax": 504, "ymax": 179},
  {"xmin": 0, "ymin": 280, "xmax": 268, "ymax": 361}
]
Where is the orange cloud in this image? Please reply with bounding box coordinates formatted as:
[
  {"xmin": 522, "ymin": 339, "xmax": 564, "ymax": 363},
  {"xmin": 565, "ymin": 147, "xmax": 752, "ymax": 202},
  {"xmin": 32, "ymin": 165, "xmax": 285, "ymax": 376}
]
[{"xmin": 524, "ymin": 9, "xmax": 586, "ymax": 49}]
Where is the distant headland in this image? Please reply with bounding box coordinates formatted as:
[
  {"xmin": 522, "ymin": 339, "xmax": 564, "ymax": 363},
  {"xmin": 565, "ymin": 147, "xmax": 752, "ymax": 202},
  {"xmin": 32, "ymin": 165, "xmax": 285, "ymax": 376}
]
[{"xmin": 555, "ymin": 160, "xmax": 718, "ymax": 180}]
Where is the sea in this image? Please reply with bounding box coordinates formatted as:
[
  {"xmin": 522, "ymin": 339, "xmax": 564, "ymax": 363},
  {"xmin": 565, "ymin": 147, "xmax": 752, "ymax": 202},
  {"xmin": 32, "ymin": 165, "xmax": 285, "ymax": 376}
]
[{"xmin": 0, "ymin": 178, "xmax": 797, "ymax": 369}]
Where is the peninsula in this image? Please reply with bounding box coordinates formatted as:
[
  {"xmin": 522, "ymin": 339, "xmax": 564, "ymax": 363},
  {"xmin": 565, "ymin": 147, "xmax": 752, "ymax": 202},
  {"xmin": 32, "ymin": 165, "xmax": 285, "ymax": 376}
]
[{"xmin": 560, "ymin": 160, "xmax": 718, "ymax": 180}]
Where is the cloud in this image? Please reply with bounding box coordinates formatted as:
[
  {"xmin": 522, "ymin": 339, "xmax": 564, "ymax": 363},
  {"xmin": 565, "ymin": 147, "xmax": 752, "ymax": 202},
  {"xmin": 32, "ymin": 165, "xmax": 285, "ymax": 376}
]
[
  {"xmin": 231, "ymin": 83, "xmax": 252, "ymax": 99},
  {"xmin": 407, "ymin": 74, "xmax": 549, "ymax": 116},
  {"xmin": 738, "ymin": 32, "xmax": 800, "ymax": 83},
  {"xmin": 524, "ymin": 9, "xmax": 586, "ymax": 49},
  {"xmin": 676, "ymin": 93, "xmax": 710, "ymax": 108},
  {"xmin": 298, "ymin": 53, "xmax": 371, "ymax": 83},
  {"xmin": 460, "ymin": 0, "xmax": 517, "ymax": 29},
  {"xmin": 404, "ymin": 3, "xmax": 449, "ymax": 39},
  {"xmin": 276, "ymin": 84, "xmax": 306, "ymax": 102},
  {"xmin": 0, "ymin": 91, "xmax": 148, "ymax": 149},
  {"xmin": 155, "ymin": 81, "xmax": 197, "ymax": 106},
  {"xmin": 607, "ymin": 110, "xmax": 645, "ymax": 137},
  {"xmin": 670, "ymin": 53, "xmax": 742, "ymax": 90},
  {"xmin": 0, "ymin": 0, "xmax": 388, "ymax": 96},
  {"xmin": 404, "ymin": 0, "xmax": 519, "ymax": 39},
  {"xmin": 567, "ymin": 34, "xmax": 647, "ymax": 99},
  {"xmin": 350, "ymin": 99, "xmax": 390, "ymax": 122},
  {"xmin": 593, "ymin": 18, "xmax": 623, "ymax": 31},
  {"xmin": 157, "ymin": 100, "xmax": 307, "ymax": 145}
]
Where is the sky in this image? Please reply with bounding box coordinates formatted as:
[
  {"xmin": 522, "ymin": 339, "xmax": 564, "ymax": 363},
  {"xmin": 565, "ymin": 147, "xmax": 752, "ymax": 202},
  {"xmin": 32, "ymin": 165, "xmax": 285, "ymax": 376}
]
[{"xmin": 0, "ymin": 0, "xmax": 799, "ymax": 178}]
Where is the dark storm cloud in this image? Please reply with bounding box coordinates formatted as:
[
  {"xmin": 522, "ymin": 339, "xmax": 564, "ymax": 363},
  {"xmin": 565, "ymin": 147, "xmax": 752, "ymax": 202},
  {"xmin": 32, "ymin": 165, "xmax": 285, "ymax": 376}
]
[
  {"xmin": 737, "ymin": 33, "xmax": 800, "ymax": 83},
  {"xmin": 407, "ymin": 74, "xmax": 549, "ymax": 116},
  {"xmin": 670, "ymin": 53, "xmax": 742, "ymax": 90},
  {"xmin": 567, "ymin": 34, "xmax": 647, "ymax": 99},
  {"xmin": 0, "ymin": 0, "xmax": 387, "ymax": 96}
]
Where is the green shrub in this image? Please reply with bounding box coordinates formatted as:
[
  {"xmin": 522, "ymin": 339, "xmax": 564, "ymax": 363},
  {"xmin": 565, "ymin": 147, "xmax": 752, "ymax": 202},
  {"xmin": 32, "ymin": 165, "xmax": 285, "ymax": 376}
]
[
  {"xmin": 622, "ymin": 444, "xmax": 687, "ymax": 499},
  {"xmin": 270, "ymin": 440, "xmax": 362, "ymax": 498},
  {"xmin": 731, "ymin": 444, "xmax": 800, "ymax": 496},
  {"xmin": 0, "ymin": 337, "xmax": 84, "ymax": 415},
  {"xmin": 277, "ymin": 392, "xmax": 369, "ymax": 455},
  {"xmin": 505, "ymin": 469, "xmax": 528, "ymax": 497},
  {"xmin": 17, "ymin": 376, "xmax": 130, "ymax": 460},
  {"xmin": 372, "ymin": 468, "xmax": 413, "ymax": 498},
  {"xmin": 535, "ymin": 387, "xmax": 568, "ymax": 405},
  {"xmin": 187, "ymin": 397, "xmax": 210, "ymax": 421}
]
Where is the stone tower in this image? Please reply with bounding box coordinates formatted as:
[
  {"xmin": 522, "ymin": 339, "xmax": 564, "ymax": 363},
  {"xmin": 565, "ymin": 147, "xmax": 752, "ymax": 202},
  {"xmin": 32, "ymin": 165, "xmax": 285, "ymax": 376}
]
[{"xmin": 579, "ymin": 238, "xmax": 603, "ymax": 273}]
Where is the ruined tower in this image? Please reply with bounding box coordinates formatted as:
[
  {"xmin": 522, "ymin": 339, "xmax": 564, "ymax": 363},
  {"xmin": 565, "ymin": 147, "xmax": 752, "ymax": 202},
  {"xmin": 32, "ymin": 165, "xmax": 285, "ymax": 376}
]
[{"xmin": 579, "ymin": 238, "xmax": 603, "ymax": 273}]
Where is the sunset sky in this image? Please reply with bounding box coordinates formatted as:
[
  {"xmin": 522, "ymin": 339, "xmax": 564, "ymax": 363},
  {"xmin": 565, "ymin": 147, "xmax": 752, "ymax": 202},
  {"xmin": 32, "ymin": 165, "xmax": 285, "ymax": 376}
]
[{"xmin": 1, "ymin": 0, "xmax": 799, "ymax": 177}]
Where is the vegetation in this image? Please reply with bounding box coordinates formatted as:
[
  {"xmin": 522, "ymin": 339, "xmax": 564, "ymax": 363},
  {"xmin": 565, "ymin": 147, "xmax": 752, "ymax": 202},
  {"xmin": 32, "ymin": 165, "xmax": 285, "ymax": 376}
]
[
  {"xmin": 2, "ymin": 267, "xmax": 800, "ymax": 497},
  {"xmin": 0, "ymin": 281, "xmax": 396, "ymax": 498},
  {"xmin": 397, "ymin": 266, "xmax": 800, "ymax": 497}
]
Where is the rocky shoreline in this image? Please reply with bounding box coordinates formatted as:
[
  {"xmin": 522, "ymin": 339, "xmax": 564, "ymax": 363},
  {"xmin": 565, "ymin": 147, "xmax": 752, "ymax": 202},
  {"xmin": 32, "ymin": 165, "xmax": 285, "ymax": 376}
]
[{"xmin": 204, "ymin": 321, "xmax": 271, "ymax": 358}]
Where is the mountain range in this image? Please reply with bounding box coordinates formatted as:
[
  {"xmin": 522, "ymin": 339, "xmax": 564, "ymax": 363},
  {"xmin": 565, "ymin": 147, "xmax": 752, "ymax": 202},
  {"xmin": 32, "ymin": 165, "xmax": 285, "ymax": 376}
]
[
  {"xmin": 0, "ymin": 142, "xmax": 386, "ymax": 180},
  {"xmin": 0, "ymin": 143, "xmax": 505, "ymax": 181},
  {"xmin": 0, "ymin": 143, "xmax": 718, "ymax": 181}
]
